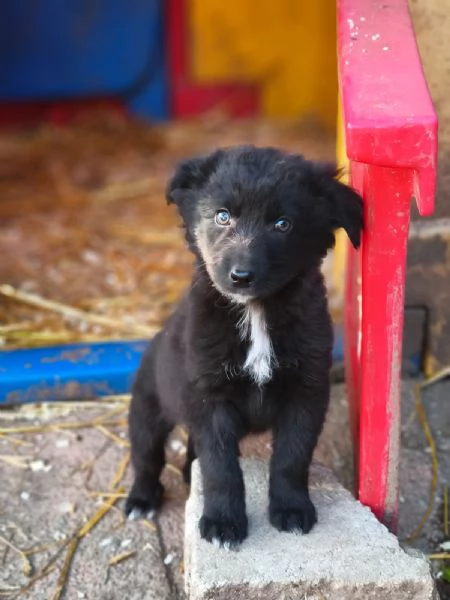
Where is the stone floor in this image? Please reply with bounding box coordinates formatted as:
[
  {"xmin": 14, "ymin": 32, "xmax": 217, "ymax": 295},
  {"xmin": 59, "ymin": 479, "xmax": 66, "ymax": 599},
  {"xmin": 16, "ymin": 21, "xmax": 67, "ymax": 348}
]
[{"xmin": 0, "ymin": 380, "xmax": 449, "ymax": 599}]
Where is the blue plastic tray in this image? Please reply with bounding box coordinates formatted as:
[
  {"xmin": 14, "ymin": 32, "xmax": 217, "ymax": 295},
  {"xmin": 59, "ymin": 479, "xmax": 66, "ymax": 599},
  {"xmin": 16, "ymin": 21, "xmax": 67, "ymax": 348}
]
[
  {"xmin": 0, "ymin": 340, "xmax": 148, "ymax": 405},
  {"xmin": 0, "ymin": 334, "xmax": 346, "ymax": 406}
]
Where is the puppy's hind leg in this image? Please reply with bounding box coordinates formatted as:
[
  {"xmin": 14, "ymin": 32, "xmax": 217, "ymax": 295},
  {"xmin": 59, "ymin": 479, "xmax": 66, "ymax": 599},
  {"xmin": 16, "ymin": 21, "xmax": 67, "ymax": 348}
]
[{"xmin": 125, "ymin": 359, "xmax": 172, "ymax": 520}]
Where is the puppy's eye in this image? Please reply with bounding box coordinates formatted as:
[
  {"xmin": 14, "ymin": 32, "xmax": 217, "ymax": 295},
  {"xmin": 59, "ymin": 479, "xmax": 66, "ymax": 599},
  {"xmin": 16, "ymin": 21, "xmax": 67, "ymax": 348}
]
[
  {"xmin": 215, "ymin": 209, "xmax": 231, "ymax": 226},
  {"xmin": 274, "ymin": 217, "xmax": 292, "ymax": 233}
]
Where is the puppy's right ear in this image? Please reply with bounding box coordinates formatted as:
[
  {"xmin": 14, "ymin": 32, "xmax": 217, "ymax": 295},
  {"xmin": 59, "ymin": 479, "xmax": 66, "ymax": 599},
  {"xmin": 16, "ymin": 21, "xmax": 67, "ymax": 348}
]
[{"xmin": 166, "ymin": 150, "xmax": 224, "ymax": 207}]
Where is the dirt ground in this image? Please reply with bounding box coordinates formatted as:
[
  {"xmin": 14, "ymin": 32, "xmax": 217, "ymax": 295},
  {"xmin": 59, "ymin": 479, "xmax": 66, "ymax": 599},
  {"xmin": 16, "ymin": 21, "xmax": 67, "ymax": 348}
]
[
  {"xmin": 0, "ymin": 113, "xmax": 336, "ymax": 349},
  {"xmin": 0, "ymin": 380, "xmax": 449, "ymax": 599},
  {"xmin": 399, "ymin": 379, "xmax": 450, "ymax": 600},
  {"xmin": 0, "ymin": 384, "xmax": 350, "ymax": 600}
]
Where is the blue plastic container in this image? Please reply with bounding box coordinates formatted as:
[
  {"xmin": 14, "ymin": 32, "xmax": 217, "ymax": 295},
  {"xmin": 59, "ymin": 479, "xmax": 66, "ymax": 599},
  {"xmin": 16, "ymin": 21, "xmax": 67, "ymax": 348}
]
[{"xmin": 0, "ymin": 0, "xmax": 167, "ymax": 119}]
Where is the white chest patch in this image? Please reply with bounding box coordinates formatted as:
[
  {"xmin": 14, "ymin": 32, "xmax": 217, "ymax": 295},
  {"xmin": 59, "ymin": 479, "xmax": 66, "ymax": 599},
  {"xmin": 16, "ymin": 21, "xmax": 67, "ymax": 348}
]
[{"xmin": 237, "ymin": 303, "xmax": 275, "ymax": 386}]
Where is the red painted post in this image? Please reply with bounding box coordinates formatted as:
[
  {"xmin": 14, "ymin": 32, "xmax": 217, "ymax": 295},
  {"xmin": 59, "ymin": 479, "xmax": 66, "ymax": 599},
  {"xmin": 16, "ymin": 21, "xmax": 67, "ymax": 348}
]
[
  {"xmin": 344, "ymin": 242, "xmax": 361, "ymax": 489},
  {"xmin": 359, "ymin": 166, "xmax": 415, "ymax": 529},
  {"xmin": 337, "ymin": 0, "xmax": 438, "ymax": 529},
  {"xmin": 344, "ymin": 163, "xmax": 364, "ymax": 456}
]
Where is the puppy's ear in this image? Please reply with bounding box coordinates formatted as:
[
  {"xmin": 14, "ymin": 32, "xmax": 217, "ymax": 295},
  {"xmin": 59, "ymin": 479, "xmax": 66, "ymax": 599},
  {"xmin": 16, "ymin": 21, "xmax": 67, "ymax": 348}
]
[
  {"xmin": 166, "ymin": 150, "xmax": 224, "ymax": 207},
  {"xmin": 314, "ymin": 163, "xmax": 364, "ymax": 249}
]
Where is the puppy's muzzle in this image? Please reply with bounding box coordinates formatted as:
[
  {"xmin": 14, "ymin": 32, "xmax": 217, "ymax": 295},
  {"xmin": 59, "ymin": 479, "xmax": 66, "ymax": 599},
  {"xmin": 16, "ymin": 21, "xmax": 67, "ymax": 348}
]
[{"xmin": 230, "ymin": 268, "xmax": 254, "ymax": 288}]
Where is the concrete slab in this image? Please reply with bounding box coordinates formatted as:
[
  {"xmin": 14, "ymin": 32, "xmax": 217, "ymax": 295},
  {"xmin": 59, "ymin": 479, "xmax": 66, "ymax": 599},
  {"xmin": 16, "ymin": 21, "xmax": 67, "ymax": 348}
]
[{"xmin": 185, "ymin": 460, "xmax": 435, "ymax": 600}]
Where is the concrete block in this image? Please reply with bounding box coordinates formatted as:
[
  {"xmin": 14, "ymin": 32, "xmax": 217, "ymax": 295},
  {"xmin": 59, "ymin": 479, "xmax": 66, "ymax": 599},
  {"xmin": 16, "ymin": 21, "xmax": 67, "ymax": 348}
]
[{"xmin": 185, "ymin": 460, "xmax": 435, "ymax": 600}]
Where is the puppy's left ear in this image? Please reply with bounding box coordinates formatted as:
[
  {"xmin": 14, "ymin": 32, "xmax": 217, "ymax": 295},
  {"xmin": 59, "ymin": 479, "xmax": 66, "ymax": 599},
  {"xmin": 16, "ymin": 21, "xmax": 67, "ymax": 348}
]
[
  {"xmin": 166, "ymin": 150, "xmax": 224, "ymax": 208},
  {"xmin": 315, "ymin": 163, "xmax": 364, "ymax": 249}
]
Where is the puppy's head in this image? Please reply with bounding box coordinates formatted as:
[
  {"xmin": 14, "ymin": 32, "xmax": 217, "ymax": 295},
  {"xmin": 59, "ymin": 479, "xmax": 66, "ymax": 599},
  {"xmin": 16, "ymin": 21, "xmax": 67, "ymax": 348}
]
[{"xmin": 167, "ymin": 146, "xmax": 363, "ymax": 302}]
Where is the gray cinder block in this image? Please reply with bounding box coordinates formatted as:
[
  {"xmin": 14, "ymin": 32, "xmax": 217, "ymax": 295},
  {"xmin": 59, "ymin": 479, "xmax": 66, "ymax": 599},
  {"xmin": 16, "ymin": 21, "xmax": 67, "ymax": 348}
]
[{"xmin": 185, "ymin": 460, "xmax": 435, "ymax": 600}]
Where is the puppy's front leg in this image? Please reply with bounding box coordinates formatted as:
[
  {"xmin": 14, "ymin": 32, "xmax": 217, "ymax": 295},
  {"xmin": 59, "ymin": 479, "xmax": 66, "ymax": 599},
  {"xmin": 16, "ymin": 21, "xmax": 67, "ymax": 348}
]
[
  {"xmin": 194, "ymin": 404, "xmax": 247, "ymax": 548},
  {"xmin": 269, "ymin": 374, "xmax": 329, "ymax": 534}
]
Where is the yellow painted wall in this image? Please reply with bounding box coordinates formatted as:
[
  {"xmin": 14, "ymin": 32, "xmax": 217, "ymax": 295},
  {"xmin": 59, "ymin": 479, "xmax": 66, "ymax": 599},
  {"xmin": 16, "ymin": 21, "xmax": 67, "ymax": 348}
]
[
  {"xmin": 189, "ymin": 0, "xmax": 338, "ymax": 131},
  {"xmin": 333, "ymin": 98, "xmax": 350, "ymax": 302}
]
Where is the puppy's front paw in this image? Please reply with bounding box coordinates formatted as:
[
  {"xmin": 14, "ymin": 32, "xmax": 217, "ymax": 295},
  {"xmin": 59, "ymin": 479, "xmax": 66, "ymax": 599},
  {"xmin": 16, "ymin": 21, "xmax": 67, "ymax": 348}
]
[
  {"xmin": 199, "ymin": 513, "xmax": 248, "ymax": 549},
  {"xmin": 270, "ymin": 498, "xmax": 317, "ymax": 534},
  {"xmin": 125, "ymin": 482, "xmax": 164, "ymax": 520}
]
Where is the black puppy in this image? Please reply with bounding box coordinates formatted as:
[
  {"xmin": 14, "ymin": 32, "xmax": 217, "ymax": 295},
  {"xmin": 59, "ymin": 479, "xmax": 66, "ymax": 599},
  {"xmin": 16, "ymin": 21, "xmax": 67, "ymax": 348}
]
[{"xmin": 125, "ymin": 146, "xmax": 363, "ymax": 548}]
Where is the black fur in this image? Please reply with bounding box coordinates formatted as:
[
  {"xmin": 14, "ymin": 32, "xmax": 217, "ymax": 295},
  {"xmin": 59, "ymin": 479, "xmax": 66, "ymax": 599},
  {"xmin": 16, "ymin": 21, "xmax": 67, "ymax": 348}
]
[{"xmin": 126, "ymin": 146, "xmax": 363, "ymax": 547}]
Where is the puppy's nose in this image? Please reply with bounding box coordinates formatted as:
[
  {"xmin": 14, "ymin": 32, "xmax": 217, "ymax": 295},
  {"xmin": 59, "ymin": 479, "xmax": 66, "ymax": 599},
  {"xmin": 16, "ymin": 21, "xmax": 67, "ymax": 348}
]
[{"xmin": 230, "ymin": 269, "xmax": 254, "ymax": 287}]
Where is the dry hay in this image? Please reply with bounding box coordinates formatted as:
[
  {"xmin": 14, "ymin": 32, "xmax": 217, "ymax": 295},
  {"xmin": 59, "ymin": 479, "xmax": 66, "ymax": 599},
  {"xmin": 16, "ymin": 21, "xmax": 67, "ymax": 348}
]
[{"xmin": 0, "ymin": 111, "xmax": 335, "ymax": 348}]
